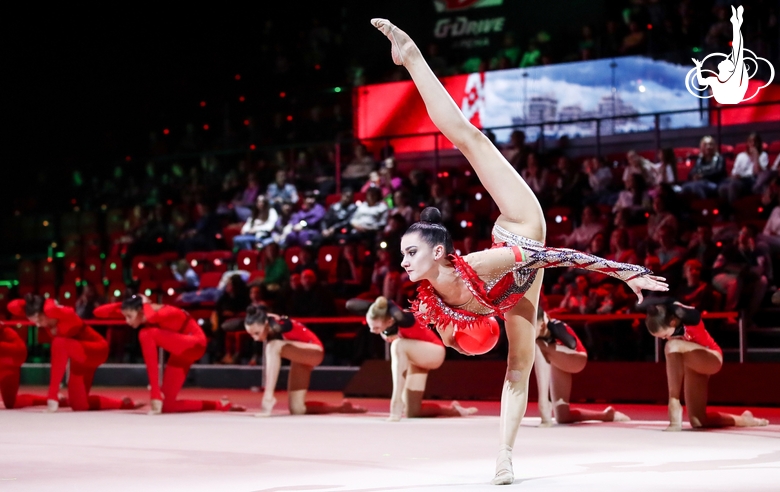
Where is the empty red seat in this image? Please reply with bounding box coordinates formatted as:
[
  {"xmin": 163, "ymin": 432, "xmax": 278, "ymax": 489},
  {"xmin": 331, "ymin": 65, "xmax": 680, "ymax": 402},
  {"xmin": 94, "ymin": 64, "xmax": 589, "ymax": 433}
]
[
  {"xmin": 36, "ymin": 260, "xmax": 56, "ymax": 286},
  {"xmin": 237, "ymin": 250, "xmax": 260, "ymax": 270},
  {"xmin": 208, "ymin": 251, "xmax": 233, "ymax": 273},
  {"xmin": 18, "ymin": 260, "xmax": 36, "ymax": 286},
  {"xmin": 138, "ymin": 281, "xmax": 160, "ymax": 302},
  {"xmin": 161, "ymin": 280, "xmax": 186, "ymax": 304},
  {"xmin": 104, "ymin": 256, "xmax": 124, "ymax": 282},
  {"xmin": 284, "ymin": 246, "xmax": 303, "ymax": 271},
  {"xmin": 222, "ymin": 224, "xmax": 243, "ymax": 249},
  {"xmin": 106, "ymin": 282, "xmax": 127, "ymax": 302},
  {"xmin": 199, "ymin": 272, "xmax": 222, "ymax": 289},
  {"xmin": 151, "ymin": 256, "xmax": 174, "ymax": 282},
  {"xmin": 58, "ymin": 284, "xmax": 78, "ymax": 307},
  {"xmin": 673, "ymin": 147, "xmax": 699, "ymax": 159},
  {"xmin": 317, "ymin": 245, "xmax": 341, "ymax": 279},
  {"xmin": 83, "ymin": 257, "xmax": 103, "ymax": 286},
  {"xmin": 185, "ymin": 252, "xmax": 210, "ymax": 275},
  {"xmin": 39, "ymin": 284, "xmax": 56, "ymax": 300},
  {"xmin": 248, "ymin": 270, "xmax": 265, "ymax": 284},
  {"xmin": 130, "ymin": 255, "xmax": 155, "ymax": 281}
]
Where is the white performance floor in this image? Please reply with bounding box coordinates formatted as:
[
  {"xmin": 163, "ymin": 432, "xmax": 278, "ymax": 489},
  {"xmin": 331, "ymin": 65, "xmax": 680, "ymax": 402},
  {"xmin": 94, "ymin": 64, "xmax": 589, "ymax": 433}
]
[{"xmin": 2, "ymin": 387, "xmax": 779, "ymax": 491}]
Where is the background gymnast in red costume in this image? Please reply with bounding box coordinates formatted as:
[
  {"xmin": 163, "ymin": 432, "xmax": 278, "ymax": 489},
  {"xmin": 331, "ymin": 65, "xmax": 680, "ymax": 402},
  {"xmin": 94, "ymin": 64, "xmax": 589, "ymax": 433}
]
[
  {"xmin": 645, "ymin": 298, "xmax": 768, "ymax": 430},
  {"xmin": 95, "ymin": 295, "xmax": 244, "ymax": 414},
  {"xmin": 533, "ymin": 307, "xmax": 630, "ymax": 425},
  {"xmin": 1, "ymin": 324, "xmax": 58, "ymax": 409},
  {"xmin": 348, "ymin": 296, "xmax": 478, "ymax": 421},
  {"xmin": 8, "ymin": 295, "xmax": 137, "ymax": 412},
  {"xmin": 370, "ymin": 18, "xmax": 668, "ymax": 485},
  {"xmin": 242, "ymin": 306, "xmax": 366, "ymax": 416}
]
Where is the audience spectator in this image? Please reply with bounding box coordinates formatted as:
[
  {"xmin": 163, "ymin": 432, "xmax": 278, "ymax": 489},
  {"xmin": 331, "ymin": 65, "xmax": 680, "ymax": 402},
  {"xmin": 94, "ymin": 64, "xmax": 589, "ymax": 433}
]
[
  {"xmin": 607, "ymin": 228, "xmax": 639, "ymax": 265},
  {"xmin": 284, "ymin": 192, "xmax": 326, "ymax": 247},
  {"xmin": 283, "ymin": 269, "xmax": 336, "ymax": 317},
  {"xmin": 552, "ymin": 156, "xmax": 589, "ymax": 213},
  {"xmin": 267, "ymin": 169, "xmax": 299, "ymax": 210},
  {"xmin": 719, "ymin": 133, "xmax": 770, "ymax": 206},
  {"xmin": 321, "ymin": 188, "xmax": 357, "ymax": 244},
  {"xmin": 521, "ymin": 153, "xmax": 550, "ymax": 202},
  {"xmin": 674, "ymin": 259, "xmax": 721, "ymax": 312},
  {"xmin": 260, "ymin": 242, "xmax": 290, "ymax": 296},
  {"xmin": 342, "ymin": 143, "xmax": 375, "ymax": 188},
  {"xmin": 178, "ymin": 202, "xmax": 220, "ymax": 254},
  {"xmin": 686, "ymin": 224, "xmax": 720, "ymax": 280},
  {"xmin": 74, "ymin": 282, "xmax": 105, "ymax": 320},
  {"xmin": 233, "ymin": 173, "xmax": 261, "ymax": 222},
  {"xmin": 349, "ymin": 188, "xmax": 389, "ymax": 242},
  {"xmin": 563, "ymin": 205, "xmax": 604, "ymax": 250},
  {"xmin": 171, "ymin": 259, "xmax": 200, "ymax": 291},
  {"xmin": 681, "ymin": 136, "xmax": 726, "ymax": 198},
  {"xmin": 428, "ymin": 182, "xmax": 453, "ymax": 226},
  {"xmin": 360, "ymin": 170, "xmax": 393, "ymax": 198},
  {"xmin": 758, "ymin": 200, "xmax": 780, "ymax": 255},
  {"xmin": 233, "ymin": 195, "xmax": 279, "ymax": 251},
  {"xmin": 388, "ymin": 189, "xmax": 415, "ymax": 226},
  {"xmin": 503, "ymin": 130, "xmax": 530, "ymax": 171},
  {"xmin": 613, "ymin": 173, "xmax": 651, "ymax": 218},
  {"xmin": 654, "ymin": 148, "xmax": 679, "ymax": 188},
  {"xmin": 624, "ymin": 150, "xmax": 658, "ymax": 187},
  {"xmin": 584, "ymin": 156, "xmax": 614, "ymax": 201},
  {"xmin": 647, "ymin": 194, "xmax": 679, "ymax": 244},
  {"xmin": 212, "ymin": 275, "xmax": 251, "ymax": 364}
]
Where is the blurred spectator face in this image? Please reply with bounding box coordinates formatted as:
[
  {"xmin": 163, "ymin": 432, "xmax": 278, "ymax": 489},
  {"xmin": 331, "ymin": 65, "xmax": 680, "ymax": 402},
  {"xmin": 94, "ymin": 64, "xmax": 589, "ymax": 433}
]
[
  {"xmin": 265, "ymin": 243, "xmax": 280, "ymax": 260},
  {"xmin": 527, "ymin": 153, "xmax": 538, "ymax": 172},
  {"xmin": 659, "ymin": 226, "xmax": 676, "ymax": 248},
  {"xmin": 393, "ymin": 190, "xmax": 406, "ymax": 206},
  {"xmin": 340, "ymin": 189, "xmax": 354, "ymax": 206},
  {"xmin": 700, "ymin": 137, "xmax": 716, "ymax": 159},
  {"xmin": 247, "ymin": 175, "xmax": 258, "ymax": 188},
  {"xmin": 575, "ymin": 275, "xmax": 589, "ymax": 294},
  {"xmin": 627, "ymin": 151, "xmax": 641, "ymax": 168},
  {"xmin": 275, "ymin": 170, "xmax": 287, "ymax": 185},
  {"xmin": 556, "ymin": 156, "xmax": 569, "ymax": 172},
  {"xmin": 366, "ymin": 188, "xmax": 381, "ymax": 205},
  {"xmin": 581, "ymin": 206, "xmax": 596, "ymax": 225},
  {"xmin": 256, "ymin": 194, "xmax": 268, "ymax": 210},
  {"xmin": 610, "ymin": 228, "xmax": 630, "ymax": 251},
  {"xmin": 684, "ymin": 260, "xmax": 702, "ymax": 285},
  {"xmin": 625, "ymin": 173, "xmax": 637, "ymax": 191},
  {"xmin": 354, "ymin": 144, "xmax": 366, "ymax": 158},
  {"xmin": 249, "ymin": 285, "xmax": 262, "ymax": 303},
  {"xmin": 301, "ymin": 270, "xmax": 317, "ymax": 290},
  {"xmin": 431, "ymin": 182, "xmax": 444, "ymax": 199},
  {"xmin": 281, "ymin": 202, "xmax": 294, "ymax": 217},
  {"xmin": 510, "ymin": 130, "xmax": 525, "ymax": 147},
  {"xmin": 652, "ymin": 195, "xmax": 666, "ymax": 213},
  {"xmin": 369, "ymin": 171, "xmax": 380, "ymax": 183},
  {"xmin": 290, "ymin": 273, "xmax": 301, "ymax": 290},
  {"xmin": 746, "ymin": 134, "xmax": 758, "ymax": 151},
  {"xmin": 589, "ymin": 233, "xmax": 606, "ymax": 253},
  {"xmin": 387, "ymin": 215, "xmax": 405, "ymax": 233},
  {"xmin": 697, "ymin": 225, "xmax": 713, "ymax": 243},
  {"xmin": 738, "ymin": 226, "xmax": 755, "ymax": 247},
  {"xmin": 303, "ymin": 195, "xmax": 317, "ymax": 209}
]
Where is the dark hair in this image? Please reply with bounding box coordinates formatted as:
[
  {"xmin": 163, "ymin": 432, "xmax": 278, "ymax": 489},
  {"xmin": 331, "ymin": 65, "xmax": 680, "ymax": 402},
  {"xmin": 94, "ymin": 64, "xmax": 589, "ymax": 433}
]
[
  {"xmin": 747, "ymin": 132, "xmax": 763, "ymax": 152},
  {"xmin": 244, "ymin": 305, "xmax": 268, "ymax": 326},
  {"xmin": 121, "ymin": 294, "xmax": 144, "ymax": 311},
  {"xmin": 645, "ymin": 303, "xmax": 671, "ymax": 335},
  {"xmin": 404, "ymin": 207, "xmax": 454, "ymax": 255},
  {"xmin": 23, "ymin": 293, "xmax": 45, "ymax": 317}
]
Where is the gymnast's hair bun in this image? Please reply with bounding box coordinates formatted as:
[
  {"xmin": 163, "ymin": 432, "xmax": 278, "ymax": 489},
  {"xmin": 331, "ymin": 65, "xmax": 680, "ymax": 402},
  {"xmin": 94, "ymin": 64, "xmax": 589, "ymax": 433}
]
[{"xmin": 420, "ymin": 206, "xmax": 442, "ymax": 225}]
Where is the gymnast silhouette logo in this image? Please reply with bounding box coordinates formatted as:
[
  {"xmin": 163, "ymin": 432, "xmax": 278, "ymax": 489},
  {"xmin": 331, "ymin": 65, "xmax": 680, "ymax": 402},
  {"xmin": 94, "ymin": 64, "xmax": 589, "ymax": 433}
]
[{"xmin": 685, "ymin": 5, "xmax": 774, "ymax": 104}]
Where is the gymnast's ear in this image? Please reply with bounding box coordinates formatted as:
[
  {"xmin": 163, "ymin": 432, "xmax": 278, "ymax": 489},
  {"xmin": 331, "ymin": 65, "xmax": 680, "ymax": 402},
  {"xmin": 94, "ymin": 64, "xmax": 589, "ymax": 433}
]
[{"xmin": 433, "ymin": 244, "xmax": 445, "ymax": 260}]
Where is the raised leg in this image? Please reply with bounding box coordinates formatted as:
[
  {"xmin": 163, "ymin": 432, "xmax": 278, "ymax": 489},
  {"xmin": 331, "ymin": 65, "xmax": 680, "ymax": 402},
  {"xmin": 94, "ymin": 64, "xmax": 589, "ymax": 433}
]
[{"xmin": 371, "ymin": 18, "xmax": 545, "ymax": 242}]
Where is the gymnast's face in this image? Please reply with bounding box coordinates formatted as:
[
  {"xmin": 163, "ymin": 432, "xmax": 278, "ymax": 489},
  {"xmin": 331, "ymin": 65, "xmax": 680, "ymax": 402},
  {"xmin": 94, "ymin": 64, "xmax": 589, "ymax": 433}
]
[
  {"xmin": 28, "ymin": 313, "xmax": 55, "ymax": 330},
  {"xmin": 245, "ymin": 321, "xmax": 270, "ymax": 342},
  {"xmin": 400, "ymin": 231, "xmax": 444, "ymax": 282},
  {"xmin": 367, "ymin": 315, "xmax": 394, "ymax": 334},
  {"xmin": 121, "ymin": 308, "xmax": 146, "ymax": 329}
]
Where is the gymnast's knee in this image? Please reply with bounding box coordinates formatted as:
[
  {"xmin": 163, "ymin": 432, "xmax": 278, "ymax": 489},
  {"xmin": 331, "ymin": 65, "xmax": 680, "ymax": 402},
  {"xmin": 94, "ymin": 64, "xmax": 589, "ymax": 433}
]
[{"xmin": 265, "ymin": 339, "xmax": 284, "ymax": 355}]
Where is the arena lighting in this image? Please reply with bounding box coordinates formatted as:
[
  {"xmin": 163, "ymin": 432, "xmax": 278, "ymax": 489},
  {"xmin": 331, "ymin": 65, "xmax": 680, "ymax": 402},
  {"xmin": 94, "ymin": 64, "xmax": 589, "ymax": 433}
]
[
  {"xmin": 200, "ymin": 101, "xmax": 206, "ymax": 107},
  {"xmin": 334, "ymin": 87, "xmax": 342, "ymax": 93},
  {"xmin": 287, "ymin": 115, "xmax": 293, "ymax": 121},
  {"xmin": 474, "ymin": 192, "xmax": 482, "ymax": 200},
  {"xmin": 647, "ymin": 24, "xmax": 652, "ymax": 30},
  {"xmin": 55, "ymin": 252, "xmax": 65, "ymax": 259},
  {"xmin": 239, "ymin": 96, "xmax": 246, "ymax": 102},
  {"xmin": 190, "ymin": 260, "xmax": 198, "ymax": 267},
  {"xmin": 167, "ymin": 288, "xmax": 175, "ymax": 296},
  {"xmin": 325, "ymin": 254, "xmax": 333, "ymax": 262},
  {"xmin": 555, "ymin": 215, "xmax": 562, "ymax": 224},
  {"xmin": 638, "ymin": 85, "xmax": 646, "ymax": 92},
  {"xmin": 163, "ymin": 128, "xmax": 170, "ymax": 135},
  {"xmin": 89, "ymin": 265, "xmax": 96, "ymax": 271},
  {"xmin": 100, "ymin": 253, "xmax": 106, "ymax": 259},
  {"xmin": 110, "ymin": 262, "xmax": 117, "ymax": 270},
  {"xmin": 292, "ymin": 255, "xmax": 299, "ymax": 264},
  {"xmin": 243, "ymin": 258, "xmax": 251, "ymax": 265},
  {"xmin": 713, "ymin": 209, "xmax": 719, "ymax": 215},
  {"xmin": 692, "ymin": 47, "xmax": 701, "ymax": 53},
  {"xmin": 145, "ymin": 289, "xmax": 152, "ymax": 296},
  {"xmin": 250, "ymin": 144, "xmax": 256, "ymax": 150},
  {"xmin": 380, "ymin": 241, "xmax": 388, "ymax": 249},
  {"xmin": 203, "ymin": 124, "xmax": 209, "ymax": 130},
  {"xmin": 460, "ymin": 220, "xmax": 468, "ymax": 228},
  {"xmin": 113, "ymin": 289, "xmax": 121, "ymax": 297},
  {"xmin": 125, "ymin": 156, "xmax": 132, "ymax": 162},
  {"xmin": 235, "ymin": 74, "xmax": 241, "ymax": 80},
  {"xmin": 315, "ymin": 64, "xmax": 321, "ymax": 70},
  {"xmin": 42, "ymin": 220, "xmax": 49, "ymax": 227},
  {"xmin": 214, "ymin": 259, "xmax": 223, "ymax": 266},
  {"xmin": 51, "ymin": 242, "xmax": 57, "ymax": 248},
  {"xmin": 64, "ymin": 292, "xmax": 71, "ymax": 299},
  {"xmin": 243, "ymin": 119, "xmax": 250, "ymax": 126},
  {"xmin": 197, "ymin": 318, "xmax": 205, "ymax": 326},
  {"xmin": 279, "ymin": 92, "xmax": 286, "ymax": 98}
]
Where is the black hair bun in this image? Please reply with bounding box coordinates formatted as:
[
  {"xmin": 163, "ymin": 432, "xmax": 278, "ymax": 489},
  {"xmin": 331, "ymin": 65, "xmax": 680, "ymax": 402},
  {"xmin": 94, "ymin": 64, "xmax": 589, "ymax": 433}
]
[{"xmin": 420, "ymin": 206, "xmax": 442, "ymax": 225}]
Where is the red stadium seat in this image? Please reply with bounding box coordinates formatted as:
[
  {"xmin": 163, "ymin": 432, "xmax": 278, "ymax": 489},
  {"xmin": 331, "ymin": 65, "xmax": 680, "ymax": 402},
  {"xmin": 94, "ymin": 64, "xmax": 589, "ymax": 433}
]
[
  {"xmin": 106, "ymin": 282, "xmax": 127, "ymax": 303},
  {"xmin": 185, "ymin": 252, "xmax": 210, "ymax": 275},
  {"xmin": 58, "ymin": 284, "xmax": 78, "ymax": 307},
  {"xmin": 39, "ymin": 284, "xmax": 56, "ymax": 300},
  {"xmin": 768, "ymin": 140, "xmax": 780, "ymax": 153},
  {"xmin": 83, "ymin": 256, "xmax": 103, "ymax": 286},
  {"xmin": 317, "ymin": 245, "xmax": 341, "ymax": 280},
  {"xmin": 325, "ymin": 193, "xmax": 342, "ymax": 206},
  {"xmin": 37, "ymin": 260, "xmax": 56, "ymax": 286},
  {"xmin": 248, "ymin": 270, "xmax": 265, "ymax": 284},
  {"xmin": 222, "ymin": 224, "xmax": 243, "ymax": 249},
  {"xmin": 673, "ymin": 147, "xmax": 699, "ymax": 159},
  {"xmin": 208, "ymin": 251, "xmax": 233, "ymax": 273},
  {"xmin": 104, "ymin": 256, "xmax": 124, "ymax": 283},
  {"xmin": 18, "ymin": 260, "xmax": 36, "ymax": 286},
  {"xmin": 720, "ymin": 144, "xmax": 734, "ymax": 156},
  {"xmin": 284, "ymin": 246, "xmax": 303, "ymax": 271},
  {"xmin": 199, "ymin": 272, "xmax": 222, "ymax": 289},
  {"xmin": 151, "ymin": 256, "xmax": 174, "ymax": 282},
  {"xmin": 237, "ymin": 250, "xmax": 260, "ymax": 270},
  {"xmin": 138, "ymin": 281, "xmax": 160, "ymax": 302},
  {"xmin": 161, "ymin": 280, "xmax": 186, "ymax": 304},
  {"xmin": 105, "ymin": 209, "xmax": 126, "ymax": 235},
  {"xmin": 131, "ymin": 255, "xmax": 155, "ymax": 281}
]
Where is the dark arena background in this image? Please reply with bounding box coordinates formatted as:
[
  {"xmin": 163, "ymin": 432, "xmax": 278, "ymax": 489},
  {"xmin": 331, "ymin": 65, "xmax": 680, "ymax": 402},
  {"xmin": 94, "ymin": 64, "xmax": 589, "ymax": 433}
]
[{"xmin": 3, "ymin": 1, "xmax": 780, "ymax": 490}]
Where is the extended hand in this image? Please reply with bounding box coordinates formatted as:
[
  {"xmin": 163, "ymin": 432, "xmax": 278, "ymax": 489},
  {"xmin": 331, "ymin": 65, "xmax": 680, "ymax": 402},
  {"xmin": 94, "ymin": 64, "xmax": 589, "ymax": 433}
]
[
  {"xmin": 627, "ymin": 275, "xmax": 669, "ymax": 304},
  {"xmin": 691, "ymin": 58, "xmax": 703, "ymax": 68}
]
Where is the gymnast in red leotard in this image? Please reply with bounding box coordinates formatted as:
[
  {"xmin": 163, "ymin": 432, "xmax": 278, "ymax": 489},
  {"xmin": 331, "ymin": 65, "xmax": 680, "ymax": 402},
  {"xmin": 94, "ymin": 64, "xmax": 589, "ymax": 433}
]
[
  {"xmin": 94, "ymin": 295, "xmax": 244, "ymax": 414},
  {"xmin": 8, "ymin": 295, "xmax": 137, "ymax": 412},
  {"xmin": 347, "ymin": 296, "xmax": 478, "ymax": 421},
  {"xmin": 241, "ymin": 306, "xmax": 366, "ymax": 417},
  {"xmin": 0, "ymin": 324, "xmax": 61, "ymax": 409},
  {"xmin": 644, "ymin": 298, "xmax": 768, "ymax": 431},
  {"xmin": 533, "ymin": 307, "xmax": 629, "ymax": 426},
  {"xmin": 370, "ymin": 18, "xmax": 668, "ymax": 484}
]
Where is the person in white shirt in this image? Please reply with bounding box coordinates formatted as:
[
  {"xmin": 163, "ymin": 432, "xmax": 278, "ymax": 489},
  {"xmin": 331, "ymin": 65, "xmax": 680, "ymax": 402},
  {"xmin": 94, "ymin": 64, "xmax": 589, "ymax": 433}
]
[
  {"xmin": 349, "ymin": 187, "xmax": 389, "ymax": 241},
  {"xmin": 718, "ymin": 133, "xmax": 770, "ymax": 203},
  {"xmin": 233, "ymin": 195, "xmax": 279, "ymax": 250},
  {"xmin": 758, "ymin": 203, "xmax": 780, "ymax": 255}
]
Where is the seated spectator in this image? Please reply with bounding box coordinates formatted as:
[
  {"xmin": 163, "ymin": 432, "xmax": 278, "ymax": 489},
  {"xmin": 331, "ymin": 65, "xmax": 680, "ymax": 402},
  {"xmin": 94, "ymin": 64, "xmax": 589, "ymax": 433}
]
[
  {"xmin": 177, "ymin": 270, "xmax": 251, "ymax": 305},
  {"xmin": 681, "ymin": 135, "xmax": 726, "ymax": 198},
  {"xmin": 283, "ymin": 269, "xmax": 336, "ymax": 318},
  {"xmin": 584, "ymin": 156, "xmax": 614, "ymax": 201},
  {"xmin": 342, "ymin": 143, "xmax": 375, "ymax": 188},
  {"xmin": 212, "ymin": 275, "xmax": 251, "ymax": 364},
  {"xmin": 233, "ymin": 195, "xmax": 279, "ymax": 251},
  {"xmin": 333, "ymin": 243, "xmax": 368, "ymax": 298},
  {"xmin": 623, "ymin": 150, "xmax": 658, "ymax": 187},
  {"xmin": 233, "ymin": 173, "xmax": 261, "ymax": 222},
  {"xmin": 653, "ymin": 148, "xmax": 679, "ymax": 189},
  {"xmin": 171, "ymin": 259, "xmax": 200, "ymax": 291},
  {"xmin": 272, "ymin": 201, "xmax": 296, "ymax": 246},
  {"xmin": 292, "ymin": 247, "xmax": 319, "ymax": 277},
  {"xmin": 261, "ymin": 242, "xmax": 289, "ymax": 295},
  {"xmin": 647, "ymin": 194, "xmax": 679, "ymax": 244},
  {"xmin": 378, "ymin": 160, "xmax": 404, "ymax": 192},
  {"xmin": 284, "ymin": 192, "xmax": 326, "ymax": 248},
  {"xmin": 408, "ymin": 169, "xmax": 431, "ymax": 206},
  {"xmin": 653, "ymin": 225, "xmax": 687, "ymax": 282},
  {"xmin": 521, "ymin": 153, "xmax": 549, "ymax": 202},
  {"xmin": 552, "ymin": 156, "xmax": 589, "ymax": 213},
  {"xmin": 549, "ymin": 275, "xmax": 594, "ymax": 315},
  {"xmin": 349, "ymin": 188, "xmax": 389, "ymax": 242},
  {"xmin": 719, "ymin": 133, "xmax": 770, "ymax": 205},
  {"xmin": 388, "ymin": 189, "xmax": 415, "ymax": 226},
  {"xmin": 178, "ymin": 202, "xmax": 220, "ymax": 254},
  {"xmin": 607, "ymin": 228, "xmax": 639, "ymax": 265},
  {"xmin": 221, "ymin": 284, "xmax": 268, "ymax": 366},
  {"xmin": 360, "ymin": 170, "xmax": 393, "ymax": 198},
  {"xmin": 427, "ymin": 182, "xmax": 453, "ymax": 226},
  {"xmin": 686, "ymin": 224, "xmax": 720, "ymax": 280},
  {"xmin": 674, "ymin": 259, "xmax": 721, "ymax": 312},
  {"xmin": 563, "ymin": 205, "xmax": 604, "ymax": 250},
  {"xmin": 712, "ymin": 225, "xmax": 770, "ymax": 325},
  {"xmin": 267, "ymin": 169, "xmax": 299, "ymax": 211},
  {"xmin": 321, "ymin": 188, "xmax": 357, "ymax": 244},
  {"xmin": 75, "ymin": 282, "xmax": 105, "ymax": 320},
  {"xmin": 613, "ymin": 173, "xmax": 651, "ymax": 218},
  {"xmin": 758, "ymin": 199, "xmax": 780, "ymax": 255}
]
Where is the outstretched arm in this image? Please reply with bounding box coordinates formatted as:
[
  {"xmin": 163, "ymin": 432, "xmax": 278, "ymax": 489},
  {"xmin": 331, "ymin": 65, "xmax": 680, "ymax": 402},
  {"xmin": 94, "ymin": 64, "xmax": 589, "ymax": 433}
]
[{"xmin": 93, "ymin": 303, "xmax": 124, "ymax": 319}]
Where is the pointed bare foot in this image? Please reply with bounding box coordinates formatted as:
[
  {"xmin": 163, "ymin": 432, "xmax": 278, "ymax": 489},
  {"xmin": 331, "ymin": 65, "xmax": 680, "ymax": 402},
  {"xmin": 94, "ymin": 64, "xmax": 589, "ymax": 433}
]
[
  {"xmin": 370, "ymin": 18, "xmax": 419, "ymax": 67},
  {"xmin": 451, "ymin": 400, "xmax": 478, "ymax": 417},
  {"xmin": 148, "ymin": 398, "xmax": 163, "ymax": 415},
  {"xmin": 741, "ymin": 410, "xmax": 769, "ymax": 427},
  {"xmin": 44, "ymin": 399, "xmax": 59, "ymax": 413},
  {"xmin": 491, "ymin": 447, "xmax": 514, "ymax": 485},
  {"xmin": 605, "ymin": 406, "xmax": 631, "ymax": 422},
  {"xmin": 255, "ymin": 396, "xmax": 276, "ymax": 417},
  {"xmin": 387, "ymin": 414, "xmax": 402, "ymax": 422}
]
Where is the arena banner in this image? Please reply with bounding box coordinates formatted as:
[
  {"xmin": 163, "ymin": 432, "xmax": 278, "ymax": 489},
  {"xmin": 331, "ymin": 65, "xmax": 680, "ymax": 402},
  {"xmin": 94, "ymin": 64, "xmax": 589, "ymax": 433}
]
[{"xmin": 355, "ymin": 56, "xmax": 711, "ymax": 153}]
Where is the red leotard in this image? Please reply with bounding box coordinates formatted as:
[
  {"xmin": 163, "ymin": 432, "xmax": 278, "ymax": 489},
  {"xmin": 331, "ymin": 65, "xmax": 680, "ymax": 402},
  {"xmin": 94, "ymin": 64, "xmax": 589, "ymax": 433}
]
[
  {"xmin": 282, "ymin": 320, "xmax": 323, "ymax": 349},
  {"xmin": 398, "ymin": 321, "xmax": 445, "ymax": 347},
  {"xmin": 95, "ymin": 302, "xmax": 228, "ymax": 412},
  {"xmin": 0, "ymin": 326, "xmax": 49, "ymax": 409},
  {"xmin": 549, "ymin": 319, "xmax": 587, "ymax": 355},
  {"xmin": 7, "ymin": 299, "xmax": 130, "ymax": 410},
  {"xmin": 671, "ymin": 320, "xmax": 722, "ymax": 355}
]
